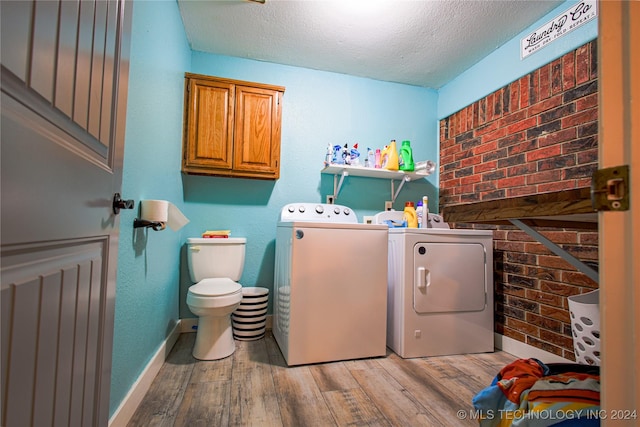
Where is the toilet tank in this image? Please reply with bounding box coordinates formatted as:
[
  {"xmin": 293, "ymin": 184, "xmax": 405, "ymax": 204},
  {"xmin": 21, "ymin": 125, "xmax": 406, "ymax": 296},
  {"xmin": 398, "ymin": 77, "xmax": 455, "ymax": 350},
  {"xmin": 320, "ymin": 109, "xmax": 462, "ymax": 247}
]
[{"xmin": 187, "ymin": 237, "xmax": 246, "ymax": 283}]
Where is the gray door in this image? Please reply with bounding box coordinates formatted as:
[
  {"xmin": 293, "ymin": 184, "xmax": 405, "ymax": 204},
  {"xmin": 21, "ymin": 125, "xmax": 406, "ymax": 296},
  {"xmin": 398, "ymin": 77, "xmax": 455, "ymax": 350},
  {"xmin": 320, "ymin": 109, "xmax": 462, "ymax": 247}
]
[{"xmin": 1, "ymin": 1, "xmax": 132, "ymax": 426}]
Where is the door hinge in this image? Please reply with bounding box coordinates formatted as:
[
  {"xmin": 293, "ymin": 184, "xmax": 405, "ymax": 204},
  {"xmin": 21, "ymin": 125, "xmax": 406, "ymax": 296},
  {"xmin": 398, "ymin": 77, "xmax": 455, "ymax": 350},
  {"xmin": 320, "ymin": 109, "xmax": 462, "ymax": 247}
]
[{"xmin": 591, "ymin": 165, "xmax": 629, "ymax": 211}]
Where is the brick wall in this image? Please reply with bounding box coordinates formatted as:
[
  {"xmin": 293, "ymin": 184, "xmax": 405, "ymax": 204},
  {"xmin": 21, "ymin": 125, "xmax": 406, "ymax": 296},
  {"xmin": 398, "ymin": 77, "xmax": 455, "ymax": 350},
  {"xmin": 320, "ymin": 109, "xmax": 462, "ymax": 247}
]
[{"xmin": 439, "ymin": 41, "xmax": 599, "ymax": 360}]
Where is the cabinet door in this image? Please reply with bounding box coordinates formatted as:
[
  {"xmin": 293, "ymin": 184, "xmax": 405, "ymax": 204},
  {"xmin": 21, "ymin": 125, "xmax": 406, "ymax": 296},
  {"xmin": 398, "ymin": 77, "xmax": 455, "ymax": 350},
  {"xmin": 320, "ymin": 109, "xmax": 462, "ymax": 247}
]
[
  {"xmin": 234, "ymin": 85, "xmax": 282, "ymax": 178},
  {"xmin": 183, "ymin": 78, "xmax": 234, "ymax": 172}
]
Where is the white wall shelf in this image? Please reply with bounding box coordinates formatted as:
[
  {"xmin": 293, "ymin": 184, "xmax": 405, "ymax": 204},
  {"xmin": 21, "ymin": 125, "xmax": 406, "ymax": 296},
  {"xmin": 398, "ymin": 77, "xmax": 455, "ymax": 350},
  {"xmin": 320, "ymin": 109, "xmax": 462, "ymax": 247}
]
[{"xmin": 321, "ymin": 164, "xmax": 433, "ymax": 203}]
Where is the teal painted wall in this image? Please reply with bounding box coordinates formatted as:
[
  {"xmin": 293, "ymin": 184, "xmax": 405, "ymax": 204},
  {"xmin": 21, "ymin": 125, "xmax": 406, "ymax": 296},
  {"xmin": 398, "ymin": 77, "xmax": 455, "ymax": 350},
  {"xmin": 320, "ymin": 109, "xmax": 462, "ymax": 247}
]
[
  {"xmin": 438, "ymin": 0, "xmax": 598, "ymax": 118},
  {"xmin": 180, "ymin": 54, "xmax": 438, "ymax": 318},
  {"xmin": 110, "ymin": 0, "xmax": 597, "ymax": 419},
  {"xmin": 110, "ymin": 0, "xmax": 191, "ymax": 416}
]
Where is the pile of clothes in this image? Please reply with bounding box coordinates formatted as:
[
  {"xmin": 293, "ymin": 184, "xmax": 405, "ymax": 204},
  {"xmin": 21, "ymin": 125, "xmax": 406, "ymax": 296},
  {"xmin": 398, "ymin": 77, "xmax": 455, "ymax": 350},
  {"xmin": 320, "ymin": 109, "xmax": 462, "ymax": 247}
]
[{"xmin": 473, "ymin": 358, "xmax": 600, "ymax": 426}]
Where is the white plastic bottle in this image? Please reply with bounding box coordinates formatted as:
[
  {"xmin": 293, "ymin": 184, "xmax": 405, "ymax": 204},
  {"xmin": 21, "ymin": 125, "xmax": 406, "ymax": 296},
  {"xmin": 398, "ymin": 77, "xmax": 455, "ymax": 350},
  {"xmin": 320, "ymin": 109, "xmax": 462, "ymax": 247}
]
[
  {"xmin": 367, "ymin": 148, "xmax": 375, "ymax": 168},
  {"xmin": 421, "ymin": 196, "xmax": 429, "ymax": 228},
  {"xmin": 416, "ymin": 201, "xmax": 424, "ymax": 228}
]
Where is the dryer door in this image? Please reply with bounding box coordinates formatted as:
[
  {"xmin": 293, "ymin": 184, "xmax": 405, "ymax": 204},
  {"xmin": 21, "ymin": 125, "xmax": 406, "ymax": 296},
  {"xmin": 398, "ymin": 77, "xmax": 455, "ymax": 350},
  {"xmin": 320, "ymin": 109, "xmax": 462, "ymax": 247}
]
[{"xmin": 413, "ymin": 242, "xmax": 487, "ymax": 314}]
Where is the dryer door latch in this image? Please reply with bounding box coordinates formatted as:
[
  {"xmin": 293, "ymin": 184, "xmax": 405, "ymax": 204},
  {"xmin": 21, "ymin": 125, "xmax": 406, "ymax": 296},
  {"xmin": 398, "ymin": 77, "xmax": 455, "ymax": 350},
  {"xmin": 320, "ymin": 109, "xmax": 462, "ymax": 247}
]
[{"xmin": 416, "ymin": 267, "xmax": 430, "ymax": 291}]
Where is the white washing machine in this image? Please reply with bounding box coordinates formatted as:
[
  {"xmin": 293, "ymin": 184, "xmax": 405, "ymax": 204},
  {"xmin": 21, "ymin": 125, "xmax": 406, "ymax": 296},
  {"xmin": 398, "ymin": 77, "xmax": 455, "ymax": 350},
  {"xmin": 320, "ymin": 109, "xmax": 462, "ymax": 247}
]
[
  {"xmin": 274, "ymin": 203, "xmax": 388, "ymax": 366},
  {"xmin": 376, "ymin": 211, "xmax": 494, "ymax": 358}
]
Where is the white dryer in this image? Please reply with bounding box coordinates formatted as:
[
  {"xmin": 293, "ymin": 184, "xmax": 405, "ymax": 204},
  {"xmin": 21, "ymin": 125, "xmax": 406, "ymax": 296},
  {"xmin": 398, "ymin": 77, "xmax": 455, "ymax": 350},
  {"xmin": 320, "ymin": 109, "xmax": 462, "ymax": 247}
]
[{"xmin": 377, "ymin": 212, "xmax": 494, "ymax": 357}]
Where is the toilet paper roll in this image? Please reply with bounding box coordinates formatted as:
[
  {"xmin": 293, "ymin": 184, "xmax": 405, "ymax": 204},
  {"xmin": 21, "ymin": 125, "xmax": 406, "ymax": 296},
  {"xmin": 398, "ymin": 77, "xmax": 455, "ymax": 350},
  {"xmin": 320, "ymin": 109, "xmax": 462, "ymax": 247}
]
[{"xmin": 140, "ymin": 200, "xmax": 190, "ymax": 231}]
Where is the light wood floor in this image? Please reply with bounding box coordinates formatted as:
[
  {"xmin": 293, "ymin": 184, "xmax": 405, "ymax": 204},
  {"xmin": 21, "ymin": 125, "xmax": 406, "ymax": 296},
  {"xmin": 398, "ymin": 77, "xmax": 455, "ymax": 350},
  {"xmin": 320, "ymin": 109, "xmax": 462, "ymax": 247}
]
[{"xmin": 127, "ymin": 331, "xmax": 516, "ymax": 427}]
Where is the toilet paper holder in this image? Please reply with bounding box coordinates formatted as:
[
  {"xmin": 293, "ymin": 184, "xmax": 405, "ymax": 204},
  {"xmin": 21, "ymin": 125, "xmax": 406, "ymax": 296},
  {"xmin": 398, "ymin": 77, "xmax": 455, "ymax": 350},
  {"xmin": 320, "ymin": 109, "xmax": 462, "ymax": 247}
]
[
  {"xmin": 113, "ymin": 193, "xmax": 163, "ymax": 231},
  {"xmin": 134, "ymin": 199, "xmax": 189, "ymax": 232},
  {"xmin": 133, "ymin": 219, "xmax": 166, "ymax": 231}
]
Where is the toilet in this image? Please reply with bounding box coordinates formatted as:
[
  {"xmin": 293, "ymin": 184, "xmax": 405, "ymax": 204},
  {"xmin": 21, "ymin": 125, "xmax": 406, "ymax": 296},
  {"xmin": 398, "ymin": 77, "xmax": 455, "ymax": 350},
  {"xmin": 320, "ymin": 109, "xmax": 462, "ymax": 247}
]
[{"xmin": 186, "ymin": 237, "xmax": 246, "ymax": 360}]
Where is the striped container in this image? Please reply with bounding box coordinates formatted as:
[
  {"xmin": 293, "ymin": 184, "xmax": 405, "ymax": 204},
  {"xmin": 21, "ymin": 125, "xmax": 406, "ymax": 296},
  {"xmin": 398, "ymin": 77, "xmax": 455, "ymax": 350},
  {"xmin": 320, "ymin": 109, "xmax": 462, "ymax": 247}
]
[{"xmin": 232, "ymin": 287, "xmax": 269, "ymax": 341}]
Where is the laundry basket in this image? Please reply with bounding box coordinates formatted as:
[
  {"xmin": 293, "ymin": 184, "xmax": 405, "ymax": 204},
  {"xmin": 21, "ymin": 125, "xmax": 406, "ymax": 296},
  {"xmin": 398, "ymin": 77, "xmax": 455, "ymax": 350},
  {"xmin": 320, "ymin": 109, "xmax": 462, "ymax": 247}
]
[
  {"xmin": 568, "ymin": 289, "xmax": 600, "ymax": 366},
  {"xmin": 232, "ymin": 287, "xmax": 269, "ymax": 341}
]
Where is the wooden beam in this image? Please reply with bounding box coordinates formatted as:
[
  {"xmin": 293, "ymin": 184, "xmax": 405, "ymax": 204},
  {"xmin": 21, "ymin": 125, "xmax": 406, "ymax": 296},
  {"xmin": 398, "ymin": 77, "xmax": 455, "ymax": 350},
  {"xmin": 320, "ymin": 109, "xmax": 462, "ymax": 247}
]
[{"xmin": 442, "ymin": 188, "xmax": 597, "ymax": 229}]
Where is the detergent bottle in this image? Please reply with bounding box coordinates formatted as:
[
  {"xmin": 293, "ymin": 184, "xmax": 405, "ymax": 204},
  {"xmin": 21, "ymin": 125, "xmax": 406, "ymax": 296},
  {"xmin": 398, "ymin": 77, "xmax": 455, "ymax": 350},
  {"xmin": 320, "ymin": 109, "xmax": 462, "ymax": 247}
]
[
  {"xmin": 399, "ymin": 140, "xmax": 415, "ymax": 171},
  {"xmin": 381, "ymin": 140, "xmax": 399, "ymax": 170},
  {"xmin": 403, "ymin": 201, "xmax": 418, "ymax": 228}
]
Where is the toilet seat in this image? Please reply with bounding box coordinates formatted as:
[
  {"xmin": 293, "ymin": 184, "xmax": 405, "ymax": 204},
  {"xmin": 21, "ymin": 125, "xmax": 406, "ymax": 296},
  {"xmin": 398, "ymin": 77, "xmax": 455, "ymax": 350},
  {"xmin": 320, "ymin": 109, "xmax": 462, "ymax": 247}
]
[{"xmin": 189, "ymin": 278, "xmax": 241, "ymax": 297}]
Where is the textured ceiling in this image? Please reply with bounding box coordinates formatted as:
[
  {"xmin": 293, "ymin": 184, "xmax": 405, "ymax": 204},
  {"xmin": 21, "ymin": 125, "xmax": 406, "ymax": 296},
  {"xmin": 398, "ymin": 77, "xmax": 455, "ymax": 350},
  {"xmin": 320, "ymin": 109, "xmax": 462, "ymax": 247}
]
[{"xmin": 178, "ymin": 0, "xmax": 564, "ymax": 88}]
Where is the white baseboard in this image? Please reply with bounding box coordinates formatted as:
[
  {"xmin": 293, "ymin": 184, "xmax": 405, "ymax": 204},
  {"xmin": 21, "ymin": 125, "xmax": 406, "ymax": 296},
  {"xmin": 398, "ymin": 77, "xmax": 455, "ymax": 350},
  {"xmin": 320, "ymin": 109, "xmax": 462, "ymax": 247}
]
[
  {"xmin": 494, "ymin": 333, "xmax": 573, "ymax": 363},
  {"xmin": 108, "ymin": 321, "xmax": 182, "ymax": 427}
]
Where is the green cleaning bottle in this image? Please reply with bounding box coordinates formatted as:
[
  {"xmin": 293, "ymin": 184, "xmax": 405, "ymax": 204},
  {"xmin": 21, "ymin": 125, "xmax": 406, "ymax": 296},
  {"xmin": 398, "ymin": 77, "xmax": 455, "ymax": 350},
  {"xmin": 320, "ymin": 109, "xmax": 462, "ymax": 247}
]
[{"xmin": 399, "ymin": 140, "xmax": 415, "ymax": 172}]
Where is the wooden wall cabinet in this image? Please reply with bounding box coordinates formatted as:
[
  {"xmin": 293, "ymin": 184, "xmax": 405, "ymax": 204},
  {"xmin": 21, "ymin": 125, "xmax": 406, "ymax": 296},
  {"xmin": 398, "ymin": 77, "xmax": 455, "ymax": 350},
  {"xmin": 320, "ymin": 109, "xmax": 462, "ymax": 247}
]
[{"xmin": 182, "ymin": 73, "xmax": 285, "ymax": 179}]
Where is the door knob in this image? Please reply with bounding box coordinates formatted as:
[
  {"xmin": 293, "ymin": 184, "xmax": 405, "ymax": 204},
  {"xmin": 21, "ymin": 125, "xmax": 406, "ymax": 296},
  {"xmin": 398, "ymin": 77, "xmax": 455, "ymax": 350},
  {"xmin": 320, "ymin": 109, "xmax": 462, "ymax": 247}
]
[{"xmin": 113, "ymin": 193, "xmax": 135, "ymax": 214}]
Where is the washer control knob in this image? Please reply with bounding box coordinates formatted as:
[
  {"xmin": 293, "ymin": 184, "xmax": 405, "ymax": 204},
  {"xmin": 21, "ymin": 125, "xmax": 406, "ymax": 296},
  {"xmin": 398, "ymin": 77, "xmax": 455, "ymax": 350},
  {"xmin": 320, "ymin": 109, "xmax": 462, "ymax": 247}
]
[
  {"xmin": 343, "ymin": 208, "xmax": 351, "ymax": 216},
  {"xmin": 298, "ymin": 205, "xmax": 306, "ymax": 213},
  {"xmin": 315, "ymin": 205, "xmax": 324, "ymax": 214},
  {"xmin": 288, "ymin": 205, "xmax": 295, "ymax": 213},
  {"xmin": 334, "ymin": 207, "xmax": 341, "ymax": 215}
]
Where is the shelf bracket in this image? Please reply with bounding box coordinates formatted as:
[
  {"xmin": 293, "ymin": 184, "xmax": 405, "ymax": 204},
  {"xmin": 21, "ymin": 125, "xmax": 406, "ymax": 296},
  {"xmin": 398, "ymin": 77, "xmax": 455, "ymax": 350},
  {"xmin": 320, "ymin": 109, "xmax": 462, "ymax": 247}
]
[
  {"xmin": 391, "ymin": 175, "xmax": 411, "ymax": 203},
  {"xmin": 332, "ymin": 170, "xmax": 349, "ymax": 200},
  {"xmin": 510, "ymin": 219, "xmax": 599, "ymax": 284}
]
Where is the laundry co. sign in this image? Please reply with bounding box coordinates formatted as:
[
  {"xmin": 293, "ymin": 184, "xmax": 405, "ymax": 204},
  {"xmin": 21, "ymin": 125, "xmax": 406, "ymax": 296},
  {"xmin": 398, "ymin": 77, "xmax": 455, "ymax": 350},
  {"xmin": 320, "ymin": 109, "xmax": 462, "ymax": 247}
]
[{"xmin": 521, "ymin": 0, "xmax": 597, "ymax": 59}]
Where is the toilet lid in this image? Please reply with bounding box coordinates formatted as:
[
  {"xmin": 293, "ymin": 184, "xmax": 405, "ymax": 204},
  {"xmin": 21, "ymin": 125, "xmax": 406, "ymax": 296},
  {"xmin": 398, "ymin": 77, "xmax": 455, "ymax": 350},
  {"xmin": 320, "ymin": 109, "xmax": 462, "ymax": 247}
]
[{"xmin": 189, "ymin": 278, "xmax": 241, "ymax": 297}]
